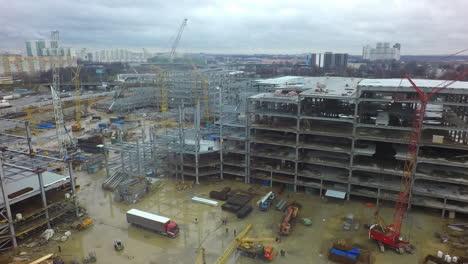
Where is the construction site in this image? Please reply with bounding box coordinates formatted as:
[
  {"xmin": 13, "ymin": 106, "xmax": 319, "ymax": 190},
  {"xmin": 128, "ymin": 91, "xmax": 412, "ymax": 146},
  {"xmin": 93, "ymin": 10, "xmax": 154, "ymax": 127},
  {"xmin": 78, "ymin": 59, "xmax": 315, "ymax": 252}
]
[{"xmin": 1, "ymin": 30, "xmax": 468, "ymax": 264}]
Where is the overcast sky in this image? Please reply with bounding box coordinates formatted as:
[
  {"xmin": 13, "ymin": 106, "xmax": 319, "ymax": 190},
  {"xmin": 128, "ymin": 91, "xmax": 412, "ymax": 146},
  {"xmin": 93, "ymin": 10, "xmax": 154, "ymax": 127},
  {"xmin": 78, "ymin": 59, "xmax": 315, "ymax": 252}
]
[{"xmin": 1, "ymin": 0, "xmax": 467, "ymax": 55}]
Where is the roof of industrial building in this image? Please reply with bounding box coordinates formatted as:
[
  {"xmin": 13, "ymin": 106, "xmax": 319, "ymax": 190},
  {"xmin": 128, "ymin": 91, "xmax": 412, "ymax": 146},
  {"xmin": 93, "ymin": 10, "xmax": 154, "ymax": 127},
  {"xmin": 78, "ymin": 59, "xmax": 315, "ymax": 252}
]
[
  {"xmin": 359, "ymin": 78, "xmax": 468, "ymax": 90},
  {"xmin": 255, "ymin": 76, "xmax": 468, "ymax": 98},
  {"xmin": 255, "ymin": 76, "xmax": 362, "ymax": 99}
]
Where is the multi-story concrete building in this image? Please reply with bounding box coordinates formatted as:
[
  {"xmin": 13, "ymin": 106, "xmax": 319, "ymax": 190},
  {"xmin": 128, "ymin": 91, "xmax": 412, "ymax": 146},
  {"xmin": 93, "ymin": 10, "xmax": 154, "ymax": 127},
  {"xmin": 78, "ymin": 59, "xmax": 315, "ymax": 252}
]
[
  {"xmin": 219, "ymin": 76, "xmax": 468, "ymax": 218},
  {"xmin": 26, "ymin": 40, "xmax": 57, "ymax": 56},
  {"xmin": 363, "ymin": 42, "xmax": 401, "ymax": 61},
  {"xmin": 323, "ymin": 52, "xmax": 348, "ymax": 69},
  {"xmin": 0, "ymin": 55, "xmax": 77, "ymax": 76},
  {"xmin": 25, "ymin": 40, "xmax": 75, "ymax": 57},
  {"xmin": 91, "ymin": 48, "xmax": 148, "ymax": 63}
]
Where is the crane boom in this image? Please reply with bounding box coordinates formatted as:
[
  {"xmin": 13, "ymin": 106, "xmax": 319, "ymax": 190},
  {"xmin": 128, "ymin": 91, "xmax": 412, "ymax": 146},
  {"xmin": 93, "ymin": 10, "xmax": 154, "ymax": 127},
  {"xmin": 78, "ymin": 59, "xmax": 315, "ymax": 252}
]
[
  {"xmin": 393, "ymin": 73, "xmax": 468, "ymax": 235},
  {"xmin": 72, "ymin": 65, "xmax": 82, "ymax": 131},
  {"xmin": 370, "ymin": 72, "xmax": 468, "ymax": 253},
  {"xmin": 169, "ymin": 18, "xmax": 188, "ymax": 63},
  {"xmin": 214, "ymin": 224, "xmax": 252, "ymax": 264}
]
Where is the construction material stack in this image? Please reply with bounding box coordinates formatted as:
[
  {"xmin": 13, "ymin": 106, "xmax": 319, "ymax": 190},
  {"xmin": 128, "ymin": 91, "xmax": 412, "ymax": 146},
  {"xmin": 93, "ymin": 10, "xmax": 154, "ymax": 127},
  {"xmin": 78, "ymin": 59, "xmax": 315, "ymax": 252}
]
[{"xmin": 222, "ymin": 194, "xmax": 253, "ymax": 219}]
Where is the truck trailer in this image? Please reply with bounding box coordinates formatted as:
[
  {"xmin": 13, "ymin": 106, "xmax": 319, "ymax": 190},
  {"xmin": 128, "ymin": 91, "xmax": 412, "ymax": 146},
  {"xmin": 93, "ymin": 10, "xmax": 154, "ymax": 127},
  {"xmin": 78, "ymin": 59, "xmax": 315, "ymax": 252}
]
[{"xmin": 126, "ymin": 209, "xmax": 179, "ymax": 238}]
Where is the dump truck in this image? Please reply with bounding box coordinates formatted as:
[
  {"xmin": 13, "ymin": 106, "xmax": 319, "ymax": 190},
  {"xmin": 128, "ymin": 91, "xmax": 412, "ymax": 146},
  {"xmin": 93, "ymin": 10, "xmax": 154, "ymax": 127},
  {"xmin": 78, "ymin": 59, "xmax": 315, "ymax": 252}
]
[{"xmin": 126, "ymin": 209, "xmax": 179, "ymax": 238}]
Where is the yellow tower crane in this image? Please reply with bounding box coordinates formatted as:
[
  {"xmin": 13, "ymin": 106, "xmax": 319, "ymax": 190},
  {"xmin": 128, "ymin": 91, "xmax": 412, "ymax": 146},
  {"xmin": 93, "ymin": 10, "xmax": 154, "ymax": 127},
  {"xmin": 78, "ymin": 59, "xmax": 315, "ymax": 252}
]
[
  {"xmin": 190, "ymin": 62, "xmax": 210, "ymax": 124},
  {"xmin": 71, "ymin": 65, "xmax": 83, "ymax": 132},
  {"xmin": 155, "ymin": 66, "xmax": 168, "ymax": 112}
]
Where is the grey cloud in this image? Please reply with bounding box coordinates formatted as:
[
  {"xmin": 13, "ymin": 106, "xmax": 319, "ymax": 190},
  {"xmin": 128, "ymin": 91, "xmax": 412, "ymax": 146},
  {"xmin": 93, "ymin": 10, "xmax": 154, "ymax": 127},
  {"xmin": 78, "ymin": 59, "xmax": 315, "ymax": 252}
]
[{"xmin": 0, "ymin": 0, "xmax": 467, "ymax": 54}]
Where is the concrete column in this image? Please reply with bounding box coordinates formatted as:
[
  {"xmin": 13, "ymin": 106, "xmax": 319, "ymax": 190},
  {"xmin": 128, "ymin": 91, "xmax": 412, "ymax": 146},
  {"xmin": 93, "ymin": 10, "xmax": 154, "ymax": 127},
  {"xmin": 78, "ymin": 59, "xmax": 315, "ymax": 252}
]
[
  {"xmin": 245, "ymin": 98, "xmax": 251, "ymax": 184},
  {"xmin": 295, "ymin": 96, "xmax": 301, "ymax": 193},
  {"xmin": 376, "ymin": 188, "xmax": 381, "ymax": 206},
  {"xmin": 0, "ymin": 158, "xmax": 17, "ymax": 248},
  {"xmin": 441, "ymin": 197, "xmax": 447, "ymax": 218},
  {"xmin": 348, "ymin": 96, "xmax": 359, "ymax": 201},
  {"xmin": 37, "ymin": 171, "xmax": 51, "ymax": 229}
]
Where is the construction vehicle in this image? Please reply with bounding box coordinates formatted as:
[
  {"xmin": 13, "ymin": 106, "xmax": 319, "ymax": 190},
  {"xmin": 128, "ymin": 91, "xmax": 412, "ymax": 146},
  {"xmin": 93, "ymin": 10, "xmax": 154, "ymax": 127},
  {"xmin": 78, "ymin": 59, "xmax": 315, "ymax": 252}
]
[
  {"xmin": 257, "ymin": 191, "xmax": 275, "ymax": 211},
  {"xmin": 71, "ymin": 65, "xmax": 83, "ymax": 132},
  {"xmin": 126, "ymin": 209, "xmax": 179, "ymax": 238},
  {"xmin": 71, "ymin": 218, "xmax": 93, "ymax": 230},
  {"xmin": 214, "ymin": 224, "xmax": 252, "ymax": 264},
  {"xmin": 279, "ymin": 203, "xmax": 300, "ymax": 235},
  {"xmin": 369, "ymin": 72, "xmax": 468, "ymax": 254},
  {"xmin": 237, "ymin": 237, "xmax": 278, "ymax": 261}
]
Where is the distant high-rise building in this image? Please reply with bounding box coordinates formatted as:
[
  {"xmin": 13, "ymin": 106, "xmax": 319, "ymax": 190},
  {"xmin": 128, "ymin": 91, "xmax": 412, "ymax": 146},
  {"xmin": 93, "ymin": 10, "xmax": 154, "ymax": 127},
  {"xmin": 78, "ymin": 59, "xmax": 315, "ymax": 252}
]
[
  {"xmin": 25, "ymin": 40, "xmax": 75, "ymax": 57},
  {"xmin": 26, "ymin": 40, "xmax": 58, "ymax": 56},
  {"xmin": 363, "ymin": 42, "xmax": 401, "ymax": 61},
  {"xmin": 306, "ymin": 53, "xmax": 318, "ymax": 67},
  {"xmin": 323, "ymin": 52, "xmax": 333, "ymax": 69},
  {"xmin": 323, "ymin": 52, "xmax": 348, "ymax": 69},
  {"xmin": 91, "ymin": 48, "xmax": 146, "ymax": 63}
]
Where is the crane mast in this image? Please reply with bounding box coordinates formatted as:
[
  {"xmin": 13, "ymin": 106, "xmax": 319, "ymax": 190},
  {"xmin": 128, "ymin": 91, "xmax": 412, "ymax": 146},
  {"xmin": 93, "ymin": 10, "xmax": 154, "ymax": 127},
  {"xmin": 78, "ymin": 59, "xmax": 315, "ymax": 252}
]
[
  {"xmin": 72, "ymin": 65, "xmax": 82, "ymax": 131},
  {"xmin": 169, "ymin": 18, "xmax": 188, "ymax": 63},
  {"xmin": 50, "ymin": 30, "xmax": 67, "ymax": 158}
]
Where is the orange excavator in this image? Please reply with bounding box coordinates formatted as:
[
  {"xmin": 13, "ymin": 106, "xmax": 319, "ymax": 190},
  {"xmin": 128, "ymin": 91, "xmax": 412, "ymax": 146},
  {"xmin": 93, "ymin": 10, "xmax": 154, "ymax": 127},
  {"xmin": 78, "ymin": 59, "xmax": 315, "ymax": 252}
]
[{"xmin": 279, "ymin": 203, "xmax": 300, "ymax": 235}]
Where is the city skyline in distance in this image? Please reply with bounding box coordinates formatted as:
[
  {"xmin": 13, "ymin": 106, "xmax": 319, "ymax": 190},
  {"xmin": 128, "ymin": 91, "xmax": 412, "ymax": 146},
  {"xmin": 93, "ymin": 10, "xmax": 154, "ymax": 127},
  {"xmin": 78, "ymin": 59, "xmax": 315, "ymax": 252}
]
[{"xmin": 1, "ymin": 0, "xmax": 467, "ymax": 55}]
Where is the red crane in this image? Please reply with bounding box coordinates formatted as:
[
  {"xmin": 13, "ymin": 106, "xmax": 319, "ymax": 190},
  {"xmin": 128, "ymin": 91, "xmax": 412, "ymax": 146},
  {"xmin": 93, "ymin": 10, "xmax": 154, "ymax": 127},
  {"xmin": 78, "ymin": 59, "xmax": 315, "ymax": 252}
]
[{"xmin": 369, "ymin": 72, "xmax": 468, "ymax": 253}]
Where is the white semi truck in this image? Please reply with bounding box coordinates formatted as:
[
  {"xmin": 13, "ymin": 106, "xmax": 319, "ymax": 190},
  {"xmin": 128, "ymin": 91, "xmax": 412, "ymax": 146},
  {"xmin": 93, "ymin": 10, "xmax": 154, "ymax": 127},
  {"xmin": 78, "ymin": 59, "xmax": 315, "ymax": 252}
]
[{"xmin": 126, "ymin": 209, "xmax": 179, "ymax": 238}]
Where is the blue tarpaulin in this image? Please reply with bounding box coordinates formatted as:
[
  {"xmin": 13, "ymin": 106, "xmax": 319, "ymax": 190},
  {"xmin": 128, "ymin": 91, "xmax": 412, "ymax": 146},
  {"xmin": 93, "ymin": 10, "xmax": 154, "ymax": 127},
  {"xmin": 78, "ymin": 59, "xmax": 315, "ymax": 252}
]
[{"xmin": 330, "ymin": 248, "xmax": 360, "ymax": 260}]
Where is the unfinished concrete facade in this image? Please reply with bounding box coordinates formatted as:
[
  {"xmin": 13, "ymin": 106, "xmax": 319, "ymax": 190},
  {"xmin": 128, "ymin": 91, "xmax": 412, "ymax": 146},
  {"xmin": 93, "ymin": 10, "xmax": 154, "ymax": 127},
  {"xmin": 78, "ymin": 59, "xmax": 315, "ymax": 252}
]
[{"xmin": 219, "ymin": 76, "xmax": 468, "ymax": 217}]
